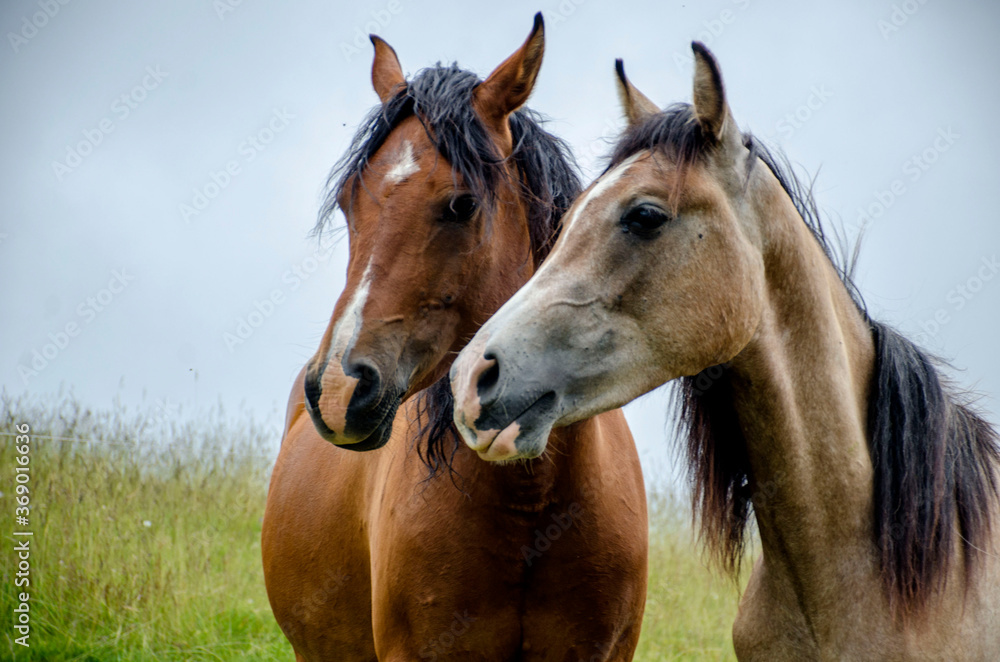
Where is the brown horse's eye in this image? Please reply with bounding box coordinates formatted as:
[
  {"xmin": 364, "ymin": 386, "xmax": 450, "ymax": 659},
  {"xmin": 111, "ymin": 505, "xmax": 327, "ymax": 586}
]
[
  {"xmin": 620, "ymin": 204, "xmax": 670, "ymax": 238},
  {"xmin": 440, "ymin": 194, "xmax": 478, "ymax": 224}
]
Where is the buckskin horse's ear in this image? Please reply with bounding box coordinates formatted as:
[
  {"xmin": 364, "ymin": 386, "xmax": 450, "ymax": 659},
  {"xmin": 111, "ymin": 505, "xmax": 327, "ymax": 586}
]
[
  {"xmin": 473, "ymin": 12, "xmax": 545, "ymax": 154},
  {"xmin": 615, "ymin": 59, "xmax": 659, "ymax": 128},
  {"xmin": 370, "ymin": 35, "xmax": 405, "ymax": 104},
  {"xmin": 691, "ymin": 41, "xmax": 737, "ymax": 146}
]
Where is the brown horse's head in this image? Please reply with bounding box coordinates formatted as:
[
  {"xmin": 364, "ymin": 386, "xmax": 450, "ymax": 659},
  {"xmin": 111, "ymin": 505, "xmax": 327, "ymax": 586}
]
[{"xmin": 306, "ymin": 15, "xmax": 579, "ymax": 451}]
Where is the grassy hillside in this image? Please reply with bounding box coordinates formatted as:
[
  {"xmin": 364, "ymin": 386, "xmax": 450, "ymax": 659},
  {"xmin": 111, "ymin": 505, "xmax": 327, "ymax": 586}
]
[{"xmin": 0, "ymin": 394, "xmax": 742, "ymax": 661}]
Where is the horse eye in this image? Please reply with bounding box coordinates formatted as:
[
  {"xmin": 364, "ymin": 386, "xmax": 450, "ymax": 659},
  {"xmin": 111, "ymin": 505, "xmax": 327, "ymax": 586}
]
[
  {"xmin": 440, "ymin": 194, "xmax": 478, "ymax": 224},
  {"xmin": 620, "ymin": 204, "xmax": 670, "ymax": 238}
]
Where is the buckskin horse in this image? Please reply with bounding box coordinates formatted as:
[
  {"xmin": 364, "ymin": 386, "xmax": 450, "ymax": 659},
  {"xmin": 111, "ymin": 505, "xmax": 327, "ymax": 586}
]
[
  {"xmin": 261, "ymin": 15, "xmax": 647, "ymax": 661},
  {"xmin": 451, "ymin": 42, "xmax": 1000, "ymax": 660}
]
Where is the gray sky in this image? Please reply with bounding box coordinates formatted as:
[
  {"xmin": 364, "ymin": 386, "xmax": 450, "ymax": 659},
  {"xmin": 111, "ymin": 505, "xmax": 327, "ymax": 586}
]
[{"xmin": 3, "ymin": 0, "xmax": 998, "ymax": 490}]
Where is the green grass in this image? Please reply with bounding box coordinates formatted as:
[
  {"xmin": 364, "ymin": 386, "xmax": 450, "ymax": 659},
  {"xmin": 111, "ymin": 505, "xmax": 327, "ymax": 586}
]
[
  {"xmin": 0, "ymin": 394, "xmax": 742, "ymax": 661},
  {"xmin": 636, "ymin": 494, "xmax": 743, "ymax": 661}
]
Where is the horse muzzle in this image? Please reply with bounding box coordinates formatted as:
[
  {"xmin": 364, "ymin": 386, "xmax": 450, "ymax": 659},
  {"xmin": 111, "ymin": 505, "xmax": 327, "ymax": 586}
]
[
  {"xmin": 450, "ymin": 337, "xmax": 558, "ymax": 462},
  {"xmin": 304, "ymin": 356, "xmax": 401, "ymax": 451}
]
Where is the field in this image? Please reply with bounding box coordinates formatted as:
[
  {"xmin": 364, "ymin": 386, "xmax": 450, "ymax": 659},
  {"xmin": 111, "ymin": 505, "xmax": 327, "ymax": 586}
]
[{"xmin": 0, "ymin": 394, "xmax": 743, "ymax": 661}]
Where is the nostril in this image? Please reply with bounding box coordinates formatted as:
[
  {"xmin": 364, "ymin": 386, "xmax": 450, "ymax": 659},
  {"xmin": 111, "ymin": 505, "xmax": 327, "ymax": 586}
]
[
  {"xmin": 347, "ymin": 362, "xmax": 380, "ymax": 407},
  {"xmin": 304, "ymin": 374, "xmax": 322, "ymax": 411},
  {"xmin": 476, "ymin": 353, "xmax": 500, "ymax": 397}
]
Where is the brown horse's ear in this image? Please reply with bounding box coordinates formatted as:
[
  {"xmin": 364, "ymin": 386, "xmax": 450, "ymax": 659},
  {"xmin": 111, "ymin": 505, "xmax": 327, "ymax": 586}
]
[
  {"xmin": 370, "ymin": 35, "xmax": 405, "ymax": 104},
  {"xmin": 615, "ymin": 59, "xmax": 659, "ymax": 127},
  {"xmin": 691, "ymin": 41, "xmax": 735, "ymax": 144},
  {"xmin": 473, "ymin": 13, "xmax": 545, "ymax": 153}
]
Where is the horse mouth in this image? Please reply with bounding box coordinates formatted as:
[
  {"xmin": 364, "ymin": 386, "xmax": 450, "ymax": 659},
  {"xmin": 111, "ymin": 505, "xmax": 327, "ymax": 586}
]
[
  {"xmin": 305, "ymin": 390, "xmax": 399, "ymax": 452},
  {"xmin": 469, "ymin": 391, "xmax": 558, "ymax": 462}
]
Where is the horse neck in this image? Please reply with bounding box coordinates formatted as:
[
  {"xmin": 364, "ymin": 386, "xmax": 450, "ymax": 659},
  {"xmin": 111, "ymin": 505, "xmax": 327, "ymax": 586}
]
[
  {"xmin": 448, "ymin": 416, "xmax": 605, "ymax": 511},
  {"xmin": 728, "ymin": 188, "xmax": 876, "ymax": 586}
]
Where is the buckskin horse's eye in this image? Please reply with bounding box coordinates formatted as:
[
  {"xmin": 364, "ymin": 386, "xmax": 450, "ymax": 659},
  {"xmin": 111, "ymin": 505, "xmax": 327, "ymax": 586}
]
[
  {"xmin": 620, "ymin": 204, "xmax": 671, "ymax": 238},
  {"xmin": 440, "ymin": 194, "xmax": 478, "ymax": 224}
]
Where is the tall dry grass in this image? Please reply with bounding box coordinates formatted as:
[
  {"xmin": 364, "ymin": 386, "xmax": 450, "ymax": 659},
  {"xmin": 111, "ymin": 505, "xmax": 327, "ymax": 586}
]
[{"xmin": 0, "ymin": 393, "xmax": 741, "ymax": 661}]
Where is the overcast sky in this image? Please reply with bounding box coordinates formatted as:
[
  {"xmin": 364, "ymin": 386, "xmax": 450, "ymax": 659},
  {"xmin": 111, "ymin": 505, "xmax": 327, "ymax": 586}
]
[{"xmin": 2, "ymin": 0, "xmax": 998, "ymax": 490}]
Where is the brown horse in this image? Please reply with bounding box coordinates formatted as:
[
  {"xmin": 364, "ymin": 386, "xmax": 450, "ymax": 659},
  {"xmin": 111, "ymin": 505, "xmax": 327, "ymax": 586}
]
[
  {"xmin": 261, "ymin": 15, "xmax": 647, "ymax": 661},
  {"xmin": 451, "ymin": 42, "xmax": 1000, "ymax": 660}
]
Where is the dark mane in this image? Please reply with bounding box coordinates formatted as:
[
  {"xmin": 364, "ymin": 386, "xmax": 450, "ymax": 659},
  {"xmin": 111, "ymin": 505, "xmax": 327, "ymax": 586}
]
[
  {"xmin": 608, "ymin": 103, "xmax": 708, "ymax": 170},
  {"xmin": 318, "ymin": 63, "xmax": 581, "ymax": 478},
  {"xmin": 317, "ymin": 63, "xmax": 580, "ymax": 263},
  {"xmin": 606, "ymin": 103, "xmax": 710, "ymax": 209},
  {"xmin": 617, "ymin": 103, "xmax": 1000, "ymax": 617}
]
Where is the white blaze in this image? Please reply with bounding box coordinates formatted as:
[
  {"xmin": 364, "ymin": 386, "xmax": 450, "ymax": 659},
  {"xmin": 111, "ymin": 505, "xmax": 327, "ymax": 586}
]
[
  {"xmin": 561, "ymin": 152, "xmax": 642, "ymax": 234},
  {"xmin": 531, "ymin": 152, "xmax": 643, "ymax": 283},
  {"xmin": 326, "ymin": 258, "xmax": 374, "ymax": 368},
  {"xmin": 385, "ymin": 140, "xmax": 419, "ymax": 184}
]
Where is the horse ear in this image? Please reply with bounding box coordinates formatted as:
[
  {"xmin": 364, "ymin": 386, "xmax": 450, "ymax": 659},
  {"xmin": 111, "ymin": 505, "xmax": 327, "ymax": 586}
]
[
  {"xmin": 691, "ymin": 42, "xmax": 735, "ymax": 144},
  {"xmin": 615, "ymin": 59, "xmax": 659, "ymax": 127},
  {"xmin": 473, "ymin": 13, "xmax": 545, "ymax": 152},
  {"xmin": 370, "ymin": 35, "xmax": 405, "ymax": 104}
]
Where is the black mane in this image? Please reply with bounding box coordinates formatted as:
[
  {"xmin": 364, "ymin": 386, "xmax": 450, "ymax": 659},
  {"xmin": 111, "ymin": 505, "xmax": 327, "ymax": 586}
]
[
  {"xmin": 318, "ymin": 63, "xmax": 580, "ymax": 263},
  {"xmin": 608, "ymin": 104, "xmax": 709, "ymax": 169},
  {"xmin": 614, "ymin": 103, "xmax": 1000, "ymax": 617},
  {"xmin": 318, "ymin": 63, "xmax": 581, "ymax": 478}
]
